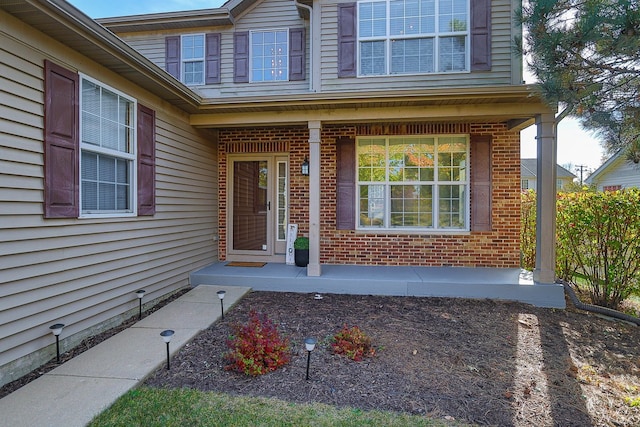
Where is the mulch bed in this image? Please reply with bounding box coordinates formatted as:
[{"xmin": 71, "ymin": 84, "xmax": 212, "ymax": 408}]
[{"xmin": 144, "ymin": 291, "xmax": 640, "ymax": 427}]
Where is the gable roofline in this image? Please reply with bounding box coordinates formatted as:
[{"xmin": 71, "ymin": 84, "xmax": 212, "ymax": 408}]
[
  {"xmin": 97, "ymin": 8, "xmax": 234, "ymax": 32},
  {"xmin": 585, "ymin": 150, "xmax": 621, "ymax": 185},
  {"xmin": 96, "ymin": 0, "xmax": 270, "ymax": 32},
  {"xmin": 1, "ymin": 0, "xmax": 202, "ymax": 113}
]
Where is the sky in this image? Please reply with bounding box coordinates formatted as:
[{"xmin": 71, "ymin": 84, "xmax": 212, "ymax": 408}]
[{"xmin": 68, "ymin": 0, "xmax": 608, "ymax": 175}]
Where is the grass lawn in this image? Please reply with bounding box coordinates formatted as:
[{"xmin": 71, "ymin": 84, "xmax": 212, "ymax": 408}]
[{"xmin": 88, "ymin": 387, "xmax": 466, "ymax": 427}]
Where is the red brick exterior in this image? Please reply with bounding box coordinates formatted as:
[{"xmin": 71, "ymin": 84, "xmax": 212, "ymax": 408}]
[{"xmin": 218, "ymin": 122, "xmax": 520, "ymax": 268}]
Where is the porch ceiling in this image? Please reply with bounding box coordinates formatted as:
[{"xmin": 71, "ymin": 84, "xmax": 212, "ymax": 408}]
[{"xmin": 192, "ymin": 86, "xmax": 554, "ymax": 130}]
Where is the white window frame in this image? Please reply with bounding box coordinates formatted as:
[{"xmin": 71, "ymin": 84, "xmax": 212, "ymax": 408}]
[
  {"xmin": 357, "ymin": 0, "xmax": 470, "ymax": 76},
  {"xmin": 249, "ymin": 29, "xmax": 290, "ymax": 83},
  {"xmin": 356, "ymin": 135, "xmax": 470, "ymax": 232},
  {"xmin": 181, "ymin": 33, "xmax": 205, "ymax": 86},
  {"xmin": 79, "ymin": 74, "xmax": 137, "ymax": 218}
]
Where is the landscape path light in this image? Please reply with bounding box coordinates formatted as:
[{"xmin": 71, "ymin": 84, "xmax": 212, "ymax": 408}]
[
  {"xmin": 160, "ymin": 330, "xmax": 174, "ymax": 370},
  {"xmin": 135, "ymin": 289, "xmax": 145, "ymax": 320},
  {"xmin": 217, "ymin": 290, "xmax": 226, "ymax": 320},
  {"xmin": 49, "ymin": 323, "xmax": 65, "ymax": 363},
  {"xmin": 304, "ymin": 337, "xmax": 317, "ymax": 380}
]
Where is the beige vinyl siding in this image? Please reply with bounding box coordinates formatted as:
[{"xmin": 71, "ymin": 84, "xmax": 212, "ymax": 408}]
[
  {"xmin": 206, "ymin": 0, "xmax": 310, "ymax": 98},
  {"xmin": 117, "ymin": 0, "xmax": 310, "ymax": 98},
  {"xmin": 118, "ymin": 33, "xmax": 168, "ymax": 70},
  {"xmin": 319, "ymin": 0, "xmax": 516, "ymax": 92},
  {"xmin": 0, "ymin": 13, "xmax": 218, "ymax": 386}
]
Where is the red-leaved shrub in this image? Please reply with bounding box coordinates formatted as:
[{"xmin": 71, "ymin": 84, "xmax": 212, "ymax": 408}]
[
  {"xmin": 224, "ymin": 310, "xmax": 290, "ymax": 376},
  {"xmin": 331, "ymin": 324, "xmax": 375, "ymax": 361}
]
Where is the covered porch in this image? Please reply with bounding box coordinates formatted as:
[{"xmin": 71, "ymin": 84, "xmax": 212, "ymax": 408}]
[{"xmin": 190, "ymin": 263, "xmax": 565, "ymax": 308}]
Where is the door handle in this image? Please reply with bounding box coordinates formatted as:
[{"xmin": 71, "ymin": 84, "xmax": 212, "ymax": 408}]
[{"xmin": 267, "ymin": 201, "xmax": 271, "ymax": 210}]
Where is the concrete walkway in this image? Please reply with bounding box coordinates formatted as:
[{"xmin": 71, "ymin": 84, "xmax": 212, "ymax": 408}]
[{"xmin": 0, "ymin": 285, "xmax": 250, "ymax": 427}]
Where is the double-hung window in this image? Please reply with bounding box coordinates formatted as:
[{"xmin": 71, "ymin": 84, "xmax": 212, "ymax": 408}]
[
  {"xmin": 358, "ymin": 0, "xmax": 468, "ymax": 75},
  {"xmin": 357, "ymin": 135, "xmax": 468, "ymax": 230},
  {"xmin": 251, "ymin": 30, "xmax": 289, "ymax": 82},
  {"xmin": 181, "ymin": 34, "xmax": 205, "ymax": 85},
  {"xmin": 80, "ymin": 76, "xmax": 136, "ymax": 216}
]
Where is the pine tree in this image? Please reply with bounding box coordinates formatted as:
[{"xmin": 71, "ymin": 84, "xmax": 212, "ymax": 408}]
[{"xmin": 517, "ymin": 0, "xmax": 640, "ymax": 159}]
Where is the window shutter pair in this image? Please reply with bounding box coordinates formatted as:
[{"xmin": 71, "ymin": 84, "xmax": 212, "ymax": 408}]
[
  {"xmin": 335, "ymin": 136, "xmax": 492, "ymax": 231},
  {"xmin": 165, "ymin": 34, "xmax": 221, "ymax": 84},
  {"xmin": 43, "ymin": 60, "xmax": 156, "ymax": 218},
  {"xmin": 337, "ymin": 0, "xmax": 492, "ymax": 76},
  {"xmin": 233, "ymin": 29, "xmax": 307, "ymax": 82}
]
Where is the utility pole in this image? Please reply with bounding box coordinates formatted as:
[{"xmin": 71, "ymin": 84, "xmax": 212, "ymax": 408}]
[{"xmin": 575, "ymin": 165, "xmax": 588, "ymax": 186}]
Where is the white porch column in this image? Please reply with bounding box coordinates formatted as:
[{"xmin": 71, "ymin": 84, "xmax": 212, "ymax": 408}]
[
  {"xmin": 307, "ymin": 121, "xmax": 322, "ymax": 276},
  {"xmin": 534, "ymin": 113, "xmax": 557, "ymax": 284}
]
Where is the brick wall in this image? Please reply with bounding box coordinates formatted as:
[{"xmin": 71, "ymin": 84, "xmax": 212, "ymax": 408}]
[{"xmin": 218, "ymin": 122, "xmax": 521, "ymax": 268}]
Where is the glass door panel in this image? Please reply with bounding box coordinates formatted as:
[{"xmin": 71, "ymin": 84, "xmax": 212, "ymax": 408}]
[{"xmin": 232, "ymin": 160, "xmax": 268, "ymax": 251}]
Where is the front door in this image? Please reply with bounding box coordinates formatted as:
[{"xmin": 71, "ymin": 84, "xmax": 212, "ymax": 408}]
[{"xmin": 228, "ymin": 155, "xmax": 288, "ymax": 261}]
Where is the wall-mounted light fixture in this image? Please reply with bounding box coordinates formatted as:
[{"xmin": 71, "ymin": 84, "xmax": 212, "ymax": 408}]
[{"xmin": 301, "ymin": 156, "xmax": 309, "ymax": 176}]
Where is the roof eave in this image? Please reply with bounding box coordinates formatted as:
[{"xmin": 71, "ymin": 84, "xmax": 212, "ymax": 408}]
[{"xmin": 1, "ymin": 0, "xmax": 201, "ymax": 113}]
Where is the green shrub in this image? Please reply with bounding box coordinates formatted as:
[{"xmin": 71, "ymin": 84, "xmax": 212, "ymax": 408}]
[
  {"xmin": 224, "ymin": 310, "xmax": 290, "ymax": 376},
  {"xmin": 294, "ymin": 236, "xmax": 309, "ymax": 250},
  {"xmin": 520, "ymin": 190, "xmax": 537, "ymax": 271},
  {"xmin": 331, "ymin": 325, "xmax": 375, "ymax": 361},
  {"xmin": 556, "ymin": 189, "xmax": 640, "ymax": 309}
]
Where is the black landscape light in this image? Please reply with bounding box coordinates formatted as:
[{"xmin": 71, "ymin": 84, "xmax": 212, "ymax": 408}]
[
  {"xmin": 304, "ymin": 337, "xmax": 317, "ymax": 380},
  {"xmin": 217, "ymin": 290, "xmax": 226, "ymax": 319},
  {"xmin": 49, "ymin": 323, "xmax": 65, "ymax": 363},
  {"xmin": 135, "ymin": 289, "xmax": 145, "ymax": 320},
  {"xmin": 160, "ymin": 330, "xmax": 174, "ymax": 370}
]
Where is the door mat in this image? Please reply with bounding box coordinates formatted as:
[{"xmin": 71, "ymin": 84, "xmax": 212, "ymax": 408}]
[{"xmin": 226, "ymin": 261, "xmax": 267, "ymax": 267}]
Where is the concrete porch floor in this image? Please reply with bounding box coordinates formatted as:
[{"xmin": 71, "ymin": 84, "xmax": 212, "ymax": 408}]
[{"xmin": 190, "ymin": 263, "xmax": 566, "ymax": 308}]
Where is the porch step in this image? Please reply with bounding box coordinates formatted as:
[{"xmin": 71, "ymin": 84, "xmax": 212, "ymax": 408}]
[{"xmin": 190, "ymin": 263, "xmax": 566, "ymax": 308}]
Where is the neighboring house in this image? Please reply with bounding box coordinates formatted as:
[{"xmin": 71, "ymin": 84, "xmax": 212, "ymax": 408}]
[
  {"xmin": 520, "ymin": 158, "xmax": 576, "ymax": 191},
  {"xmin": 1, "ymin": 0, "xmax": 563, "ymax": 387},
  {"xmin": 585, "ymin": 149, "xmax": 640, "ymax": 191}
]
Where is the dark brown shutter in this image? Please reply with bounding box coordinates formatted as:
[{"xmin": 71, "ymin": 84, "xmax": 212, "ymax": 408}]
[
  {"xmin": 233, "ymin": 31, "xmax": 249, "ymax": 83},
  {"xmin": 470, "ymin": 134, "xmax": 492, "ymax": 231},
  {"xmin": 165, "ymin": 36, "xmax": 181, "ymax": 79},
  {"xmin": 205, "ymin": 33, "xmax": 221, "ymax": 84},
  {"xmin": 44, "ymin": 60, "xmax": 79, "ymax": 218},
  {"xmin": 470, "ymin": 0, "xmax": 491, "ymax": 71},
  {"xmin": 137, "ymin": 104, "xmax": 156, "ymax": 216},
  {"xmin": 336, "ymin": 137, "xmax": 356, "ymax": 229},
  {"xmin": 338, "ymin": 3, "xmax": 357, "ymax": 78},
  {"xmin": 289, "ymin": 28, "xmax": 306, "ymax": 81}
]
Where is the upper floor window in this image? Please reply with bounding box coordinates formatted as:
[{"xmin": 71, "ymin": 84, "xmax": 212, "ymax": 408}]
[
  {"xmin": 181, "ymin": 34, "xmax": 205, "ymax": 85},
  {"xmin": 80, "ymin": 76, "xmax": 136, "ymax": 216},
  {"xmin": 251, "ymin": 30, "xmax": 289, "ymax": 82},
  {"xmin": 357, "ymin": 135, "xmax": 469, "ymax": 230},
  {"xmin": 358, "ymin": 0, "xmax": 469, "ymax": 76}
]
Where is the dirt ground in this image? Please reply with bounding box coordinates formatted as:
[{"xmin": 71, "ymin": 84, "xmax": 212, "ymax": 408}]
[{"xmin": 144, "ymin": 291, "xmax": 640, "ymax": 427}]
